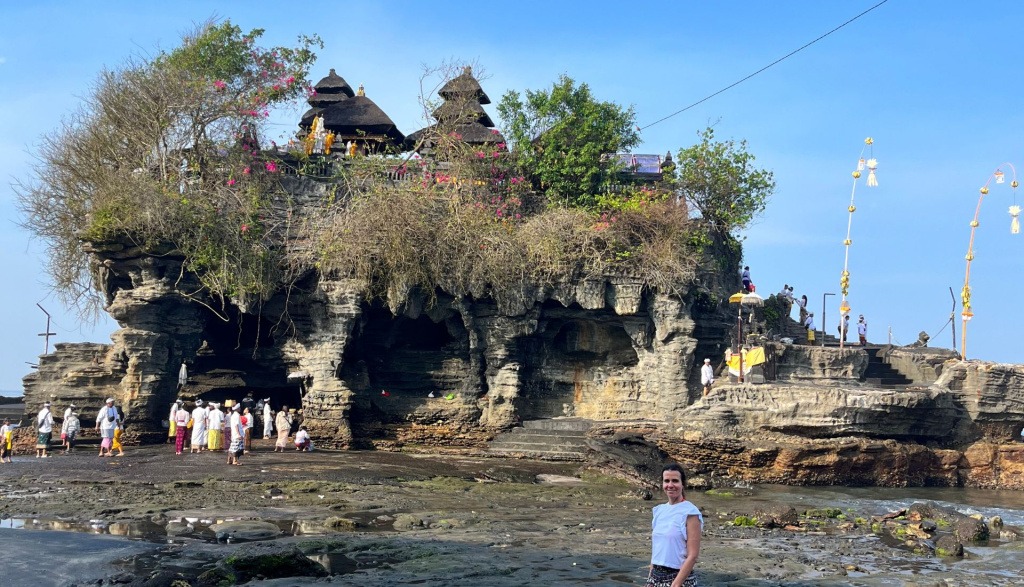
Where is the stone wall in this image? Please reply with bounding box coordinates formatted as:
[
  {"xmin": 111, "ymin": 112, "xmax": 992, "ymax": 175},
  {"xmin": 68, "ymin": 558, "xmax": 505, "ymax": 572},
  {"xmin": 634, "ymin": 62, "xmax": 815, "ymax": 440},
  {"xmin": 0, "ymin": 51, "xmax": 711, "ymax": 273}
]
[{"xmin": 882, "ymin": 346, "xmax": 959, "ymax": 385}]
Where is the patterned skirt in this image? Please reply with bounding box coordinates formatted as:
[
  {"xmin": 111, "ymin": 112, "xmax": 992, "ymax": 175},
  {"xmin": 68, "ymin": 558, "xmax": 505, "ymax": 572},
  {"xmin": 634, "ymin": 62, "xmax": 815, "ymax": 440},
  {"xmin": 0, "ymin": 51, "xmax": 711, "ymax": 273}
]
[
  {"xmin": 36, "ymin": 432, "xmax": 51, "ymax": 449},
  {"xmin": 646, "ymin": 565, "xmax": 697, "ymax": 587}
]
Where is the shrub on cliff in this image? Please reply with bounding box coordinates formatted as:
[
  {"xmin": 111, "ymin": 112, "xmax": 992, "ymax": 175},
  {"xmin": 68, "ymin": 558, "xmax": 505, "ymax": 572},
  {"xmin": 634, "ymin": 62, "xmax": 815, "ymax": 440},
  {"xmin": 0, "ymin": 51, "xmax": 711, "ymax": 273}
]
[{"xmin": 16, "ymin": 20, "xmax": 321, "ymax": 319}]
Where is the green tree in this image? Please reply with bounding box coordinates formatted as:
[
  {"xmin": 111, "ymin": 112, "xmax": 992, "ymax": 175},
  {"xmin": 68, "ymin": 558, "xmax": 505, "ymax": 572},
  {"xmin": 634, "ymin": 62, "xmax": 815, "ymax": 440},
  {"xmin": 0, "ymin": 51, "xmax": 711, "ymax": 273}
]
[
  {"xmin": 675, "ymin": 127, "xmax": 775, "ymax": 234},
  {"xmin": 497, "ymin": 75, "xmax": 639, "ymax": 209},
  {"xmin": 16, "ymin": 20, "xmax": 321, "ymax": 319}
]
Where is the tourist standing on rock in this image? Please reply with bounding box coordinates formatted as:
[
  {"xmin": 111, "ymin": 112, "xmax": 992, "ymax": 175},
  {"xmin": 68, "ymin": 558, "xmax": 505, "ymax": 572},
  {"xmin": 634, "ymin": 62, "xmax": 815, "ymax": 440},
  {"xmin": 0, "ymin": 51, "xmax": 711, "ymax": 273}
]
[
  {"xmin": 700, "ymin": 359, "xmax": 715, "ymax": 397},
  {"xmin": 647, "ymin": 463, "xmax": 702, "ymax": 587},
  {"xmin": 95, "ymin": 398, "xmax": 120, "ymax": 457},
  {"xmin": 190, "ymin": 399, "xmax": 208, "ymax": 454},
  {"xmin": 262, "ymin": 399, "xmax": 273, "ymax": 439},
  {"xmin": 838, "ymin": 315, "xmax": 850, "ymax": 342},
  {"xmin": 227, "ymin": 404, "xmax": 245, "ymax": 465},
  {"xmin": 857, "ymin": 315, "xmax": 868, "ymax": 346},
  {"xmin": 36, "ymin": 402, "xmax": 54, "ymax": 458},
  {"xmin": 62, "ymin": 411, "xmax": 81, "ymax": 453},
  {"xmin": 804, "ymin": 313, "xmax": 816, "ymax": 344},
  {"xmin": 207, "ymin": 403, "xmax": 224, "ymax": 451},
  {"xmin": 741, "ymin": 266, "xmax": 753, "ymax": 292},
  {"xmin": 173, "ymin": 402, "xmax": 189, "ymax": 455},
  {"xmin": 274, "ymin": 406, "xmax": 292, "ymax": 452},
  {"xmin": 796, "ymin": 294, "xmax": 808, "ymax": 324},
  {"xmin": 0, "ymin": 419, "xmax": 13, "ymax": 462}
]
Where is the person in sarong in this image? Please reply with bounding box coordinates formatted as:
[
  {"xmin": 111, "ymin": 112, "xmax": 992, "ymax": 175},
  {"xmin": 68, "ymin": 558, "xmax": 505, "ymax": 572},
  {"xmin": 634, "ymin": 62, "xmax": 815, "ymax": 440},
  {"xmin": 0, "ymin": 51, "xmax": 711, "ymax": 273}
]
[
  {"xmin": 94, "ymin": 398, "xmax": 120, "ymax": 457},
  {"xmin": 242, "ymin": 407, "xmax": 253, "ymax": 452},
  {"xmin": 262, "ymin": 399, "xmax": 273, "ymax": 439},
  {"xmin": 0, "ymin": 419, "xmax": 14, "ymax": 462},
  {"xmin": 112, "ymin": 423, "xmax": 125, "ymax": 456},
  {"xmin": 227, "ymin": 404, "xmax": 245, "ymax": 465},
  {"xmin": 173, "ymin": 402, "xmax": 189, "ymax": 455},
  {"xmin": 189, "ymin": 399, "xmax": 208, "ymax": 454},
  {"xmin": 167, "ymin": 400, "xmax": 180, "ymax": 443},
  {"xmin": 62, "ymin": 411, "xmax": 81, "ymax": 454},
  {"xmin": 62, "ymin": 403, "xmax": 76, "ymax": 450},
  {"xmin": 36, "ymin": 402, "xmax": 54, "ymax": 458},
  {"xmin": 206, "ymin": 403, "xmax": 224, "ymax": 451},
  {"xmin": 274, "ymin": 406, "xmax": 292, "ymax": 452}
]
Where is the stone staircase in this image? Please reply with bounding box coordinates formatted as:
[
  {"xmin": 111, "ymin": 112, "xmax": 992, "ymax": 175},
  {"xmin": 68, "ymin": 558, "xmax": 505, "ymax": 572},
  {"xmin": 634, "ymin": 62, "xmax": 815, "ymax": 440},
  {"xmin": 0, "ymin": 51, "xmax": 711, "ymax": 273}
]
[
  {"xmin": 775, "ymin": 314, "xmax": 839, "ymax": 346},
  {"xmin": 487, "ymin": 418, "xmax": 592, "ymax": 461},
  {"xmin": 862, "ymin": 347, "xmax": 913, "ymax": 388}
]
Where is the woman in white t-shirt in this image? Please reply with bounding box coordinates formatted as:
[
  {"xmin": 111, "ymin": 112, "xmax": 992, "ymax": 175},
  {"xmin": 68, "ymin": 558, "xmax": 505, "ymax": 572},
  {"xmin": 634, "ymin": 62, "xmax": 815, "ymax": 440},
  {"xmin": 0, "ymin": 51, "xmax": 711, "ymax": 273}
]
[{"xmin": 647, "ymin": 463, "xmax": 703, "ymax": 587}]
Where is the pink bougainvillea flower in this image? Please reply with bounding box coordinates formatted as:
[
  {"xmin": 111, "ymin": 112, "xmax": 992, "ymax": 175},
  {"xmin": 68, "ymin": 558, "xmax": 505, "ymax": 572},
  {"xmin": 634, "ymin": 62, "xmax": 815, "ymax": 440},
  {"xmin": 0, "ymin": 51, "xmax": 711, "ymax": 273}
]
[
  {"xmin": 240, "ymin": 224, "xmax": 249, "ymax": 233},
  {"xmin": 213, "ymin": 80, "xmax": 227, "ymax": 91},
  {"xmin": 491, "ymin": 129, "xmax": 500, "ymax": 135},
  {"xmin": 265, "ymin": 161, "xmax": 278, "ymax": 173},
  {"xmin": 227, "ymin": 179, "xmax": 236, "ymax": 186},
  {"xmin": 476, "ymin": 152, "xmax": 486, "ymax": 159},
  {"xmin": 243, "ymin": 167, "xmax": 251, "ymax": 175}
]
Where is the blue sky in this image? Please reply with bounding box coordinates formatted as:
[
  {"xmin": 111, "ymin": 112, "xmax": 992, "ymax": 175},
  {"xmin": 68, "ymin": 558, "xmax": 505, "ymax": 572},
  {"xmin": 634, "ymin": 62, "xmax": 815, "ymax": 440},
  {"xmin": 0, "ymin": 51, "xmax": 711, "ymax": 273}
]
[{"xmin": 2, "ymin": 1, "xmax": 1023, "ymax": 392}]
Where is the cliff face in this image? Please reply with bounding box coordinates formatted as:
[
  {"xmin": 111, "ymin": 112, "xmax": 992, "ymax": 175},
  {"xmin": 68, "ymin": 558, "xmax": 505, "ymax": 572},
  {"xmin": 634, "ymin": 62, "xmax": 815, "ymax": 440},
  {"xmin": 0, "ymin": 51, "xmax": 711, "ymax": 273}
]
[
  {"xmin": 23, "ymin": 220, "xmax": 734, "ymax": 447},
  {"xmin": 20, "ymin": 179, "xmax": 1024, "ymax": 489}
]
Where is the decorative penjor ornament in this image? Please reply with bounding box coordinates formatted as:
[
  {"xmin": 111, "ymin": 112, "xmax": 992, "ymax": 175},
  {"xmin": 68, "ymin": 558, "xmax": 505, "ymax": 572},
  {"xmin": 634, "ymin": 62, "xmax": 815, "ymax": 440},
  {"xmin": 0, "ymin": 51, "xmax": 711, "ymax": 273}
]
[{"xmin": 838, "ymin": 137, "xmax": 877, "ymax": 348}]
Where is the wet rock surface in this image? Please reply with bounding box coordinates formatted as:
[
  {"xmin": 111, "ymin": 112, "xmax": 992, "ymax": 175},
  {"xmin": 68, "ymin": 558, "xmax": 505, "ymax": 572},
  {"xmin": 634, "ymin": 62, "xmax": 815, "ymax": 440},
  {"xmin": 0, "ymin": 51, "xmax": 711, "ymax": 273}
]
[{"xmin": 0, "ymin": 443, "xmax": 1021, "ymax": 586}]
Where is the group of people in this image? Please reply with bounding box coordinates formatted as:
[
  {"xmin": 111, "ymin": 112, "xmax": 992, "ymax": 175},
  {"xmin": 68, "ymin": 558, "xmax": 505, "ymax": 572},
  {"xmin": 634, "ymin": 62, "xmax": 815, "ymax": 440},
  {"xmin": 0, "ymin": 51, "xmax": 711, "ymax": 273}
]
[
  {"xmin": 168, "ymin": 393, "xmax": 312, "ymax": 462},
  {"xmin": 777, "ymin": 283, "xmax": 869, "ymax": 346},
  {"xmin": 20, "ymin": 398, "xmax": 126, "ymax": 460}
]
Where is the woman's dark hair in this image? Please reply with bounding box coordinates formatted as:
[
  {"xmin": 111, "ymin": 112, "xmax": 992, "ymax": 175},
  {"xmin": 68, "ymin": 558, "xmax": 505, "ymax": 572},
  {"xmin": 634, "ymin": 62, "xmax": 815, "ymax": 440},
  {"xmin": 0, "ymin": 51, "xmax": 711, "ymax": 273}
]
[{"xmin": 662, "ymin": 463, "xmax": 687, "ymax": 486}]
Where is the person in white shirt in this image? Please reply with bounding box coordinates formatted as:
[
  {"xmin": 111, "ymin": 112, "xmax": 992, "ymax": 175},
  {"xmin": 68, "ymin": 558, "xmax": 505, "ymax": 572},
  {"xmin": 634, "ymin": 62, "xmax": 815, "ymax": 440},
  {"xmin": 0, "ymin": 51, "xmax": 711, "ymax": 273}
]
[
  {"xmin": 700, "ymin": 359, "xmax": 715, "ymax": 397},
  {"xmin": 167, "ymin": 400, "xmax": 180, "ymax": 444},
  {"xmin": 206, "ymin": 403, "xmax": 224, "ymax": 450},
  {"xmin": 648, "ymin": 463, "xmax": 702, "ymax": 586},
  {"xmin": 0, "ymin": 419, "xmax": 15, "ymax": 462},
  {"xmin": 61, "ymin": 411, "xmax": 81, "ymax": 453},
  {"xmin": 36, "ymin": 402, "xmax": 54, "ymax": 458},
  {"xmin": 61, "ymin": 403, "xmax": 76, "ymax": 450},
  {"xmin": 294, "ymin": 426, "xmax": 311, "ymax": 451},
  {"xmin": 804, "ymin": 313, "xmax": 816, "ymax": 344},
  {"xmin": 190, "ymin": 400, "xmax": 208, "ymax": 454},
  {"xmin": 857, "ymin": 315, "xmax": 868, "ymax": 346},
  {"xmin": 227, "ymin": 405, "xmax": 245, "ymax": 465},
  {"xmin": 262, "ymin": 399, "xmax": 273, "ymax": 439},
  {"xmin": 94, "ymin": 398, "xmax": 121, "ymax": 457}
]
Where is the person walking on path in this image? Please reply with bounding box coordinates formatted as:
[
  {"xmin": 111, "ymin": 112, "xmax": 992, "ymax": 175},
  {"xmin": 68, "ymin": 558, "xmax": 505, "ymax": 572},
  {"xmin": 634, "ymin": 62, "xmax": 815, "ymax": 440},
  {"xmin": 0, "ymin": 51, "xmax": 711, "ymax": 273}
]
[
  {"xmin": 189, "ymin": 400, "xmax": 208, "ymax": 454},
  {"xmin": 111, "ymin": 423, "xmax": 125, "ymax": 457},
  {"xmin": 646, "ymin": 463, "xmax": 703, "ymax": 587},
  {"xmin": 61, "ymin": 403, "xmax": 76, "ymax": 451},
  {"xmin": 242, "ymin": 407, "xmax": 254, "ymax": 453},
  {"xmin": 741, "ymin": 266, "xmax": 753, "ymax": 292},
  {"xmin": 36, "ymin": 402, "xmax": 54, "ymax": 458},
  {"xmin": 700, "ymin": 359, "xmax": 715, "ymax": 397},
  {"xmin": 173, "ymin": 402, "xmax": 189, "ymax": 454},
  {"xmin": 61, "ymin": 411, "xmax": 81, "ymax": 454},
  {"xmin": 0, "ymin": 419, "xmax": 14, "ymax": 463},
  {"xmin": 262, "ymin": 399, "xmax": 273, "ymax": 439},
  {"xmin": 857, "ymin": 315, "xmax": 868, "ymax": 346},
  {"xmin": 95, "ymin": 398, "xmax": 120, "ymax": 457},
  {"xmin": 227, "ymin": 405, "xmax": 245, "ymax": 466},
  {"xmin": 274, "ymin": 406, "xmax": 292, "ymax": 452},
  {"xmin": 804, "ymin": 313, "xmax": 816, "ymax": 344}
]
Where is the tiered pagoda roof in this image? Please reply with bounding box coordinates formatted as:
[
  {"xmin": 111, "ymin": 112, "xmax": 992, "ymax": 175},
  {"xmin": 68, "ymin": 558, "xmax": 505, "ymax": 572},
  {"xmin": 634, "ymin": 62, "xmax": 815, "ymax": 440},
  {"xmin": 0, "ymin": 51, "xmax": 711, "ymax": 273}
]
[
  {"xmin": 299, "ymin": 71, "xmax": 404, "ymax": 150},
  {"xmin": 405, "ymin": 66, "xmax": 504, "ymax": 153}
]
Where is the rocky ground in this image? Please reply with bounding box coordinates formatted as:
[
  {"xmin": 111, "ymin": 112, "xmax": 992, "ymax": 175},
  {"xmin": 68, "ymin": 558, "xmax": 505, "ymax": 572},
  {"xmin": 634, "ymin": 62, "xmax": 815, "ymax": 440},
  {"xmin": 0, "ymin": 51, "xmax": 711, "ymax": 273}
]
[{"xmin": 0, "ymin": 440, "xmax": 1021, "ymax": 586}]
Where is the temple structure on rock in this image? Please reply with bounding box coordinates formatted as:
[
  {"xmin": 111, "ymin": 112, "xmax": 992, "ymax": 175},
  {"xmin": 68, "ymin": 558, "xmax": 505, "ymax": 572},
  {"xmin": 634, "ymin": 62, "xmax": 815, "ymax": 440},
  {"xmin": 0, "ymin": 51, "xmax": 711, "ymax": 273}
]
[
  {"xmin": 404, "ymin": 66, "xmax": 505, "ymax": 155},
  {"xmin": 299, "ymin": 69, "xmax": 404, "ymax": 155}
]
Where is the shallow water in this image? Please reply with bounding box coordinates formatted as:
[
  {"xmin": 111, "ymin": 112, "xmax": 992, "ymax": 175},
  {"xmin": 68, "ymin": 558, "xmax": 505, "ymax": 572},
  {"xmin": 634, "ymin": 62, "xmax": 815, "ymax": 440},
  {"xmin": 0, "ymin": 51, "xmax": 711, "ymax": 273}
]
[{"xmin": 1, "ymin": 482, "xmax": 1022, "ymax": 586}]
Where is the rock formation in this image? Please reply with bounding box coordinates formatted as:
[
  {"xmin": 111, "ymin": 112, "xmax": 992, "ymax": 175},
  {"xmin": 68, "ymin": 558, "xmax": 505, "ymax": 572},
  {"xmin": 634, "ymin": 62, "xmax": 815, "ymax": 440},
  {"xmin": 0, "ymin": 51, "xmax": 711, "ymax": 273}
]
[{"xmin": 18, "ymin": 179, "xmax": 1024, "ymax": 489}]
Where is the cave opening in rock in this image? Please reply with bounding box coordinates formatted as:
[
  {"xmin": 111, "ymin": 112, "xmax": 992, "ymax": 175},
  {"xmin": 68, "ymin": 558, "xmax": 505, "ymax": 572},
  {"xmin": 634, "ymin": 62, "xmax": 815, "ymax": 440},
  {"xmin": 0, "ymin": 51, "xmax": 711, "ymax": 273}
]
[
  {"xmin": 342, "ymin": 304, "xmax": 472, "ymax": 425},
  {"xmin": 516, "ymin": 303, "xmax": 641, "ymax": 421},
  {"xmin": 185, "ymin": 309, "xmax": 302, "ymax": 413}
]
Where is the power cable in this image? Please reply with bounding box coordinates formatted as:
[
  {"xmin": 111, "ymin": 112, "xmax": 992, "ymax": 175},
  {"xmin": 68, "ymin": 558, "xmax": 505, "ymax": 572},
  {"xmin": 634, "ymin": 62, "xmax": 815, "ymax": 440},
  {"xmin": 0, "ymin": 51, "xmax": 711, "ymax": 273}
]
[{"xmin": 638, "ymin": 0, "xmax": 890, "ymax": 131}]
